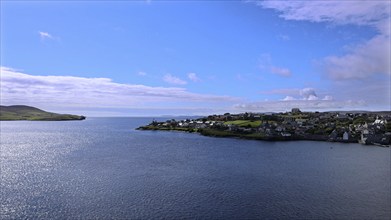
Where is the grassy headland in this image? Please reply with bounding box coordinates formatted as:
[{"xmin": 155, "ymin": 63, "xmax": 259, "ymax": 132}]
[
  {"xmin": 0, "ymin": 105, "xmax": 86, "ymax": 121},
  {"xmin": 137, "ymin": 109, "xmax": 391, "ymax": 146}
]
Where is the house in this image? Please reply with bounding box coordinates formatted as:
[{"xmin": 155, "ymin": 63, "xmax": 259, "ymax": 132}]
[
  {"xmin": 374, "ymin": 117, "xmax": 386, "ymax": 124},
  {"xmin": 343, "ymin": 131, "xmax": 349, "ymax": 140},
  {"xmin": 360, "ymin": 129, "xmax": 369, "ymax": 144},
  {"xmin": 329, "ymin": 129, "xmax": 338, "ymax": 141}
]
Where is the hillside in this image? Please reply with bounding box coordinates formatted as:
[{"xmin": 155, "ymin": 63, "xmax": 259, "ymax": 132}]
[{"xmin": 0, "ymin": 105, "xmax": 86, "ymax": 121}]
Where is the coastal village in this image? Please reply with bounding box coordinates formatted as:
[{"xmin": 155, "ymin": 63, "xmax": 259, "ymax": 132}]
[{"xmin": 138, "ymin": 109, "xmax": 391, "ymax": 147}]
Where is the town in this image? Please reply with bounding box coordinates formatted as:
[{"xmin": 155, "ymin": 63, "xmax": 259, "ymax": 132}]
[{"xmin": 137, "ymin": 109, "xmax": 391, "ymax": 147}]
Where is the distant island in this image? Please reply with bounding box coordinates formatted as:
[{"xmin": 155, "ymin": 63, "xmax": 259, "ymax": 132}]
[
  {"xmin": 137, "ymin": 108, "xmax": 391, "ymax": 147},
  {"xmin": 0, "ymin": 105, "xmax": 86, "ymax": 121}
]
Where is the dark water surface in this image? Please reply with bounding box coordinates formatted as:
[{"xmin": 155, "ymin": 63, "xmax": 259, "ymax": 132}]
[{"xmin": 1, "ymin": 117, "xmax": 390, "ymax": 219}]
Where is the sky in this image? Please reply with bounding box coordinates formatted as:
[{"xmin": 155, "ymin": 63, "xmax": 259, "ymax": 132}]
[{"xmin": 1, "ymin": 0, "xmax": 390, "ymax": 116}]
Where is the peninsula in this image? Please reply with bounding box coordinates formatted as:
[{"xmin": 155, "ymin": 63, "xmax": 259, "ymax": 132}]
[
  {"xmin": 0, "ymin": 105, "xmax": 86, "ymax": 121},
  {"xmin": 137, "ymin": 109, "xmax": 391, "ymax": 147}
]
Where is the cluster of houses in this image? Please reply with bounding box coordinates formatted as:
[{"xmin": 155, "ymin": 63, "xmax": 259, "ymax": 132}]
[{"xmin": 148, "ymin": 109, "xmax": 391, "ymax": 146}]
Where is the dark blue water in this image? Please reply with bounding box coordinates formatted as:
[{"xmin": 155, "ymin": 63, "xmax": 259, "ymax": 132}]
[{"xmin": 1, "ymin": 117, "xmax": 390, "ymax": 219}]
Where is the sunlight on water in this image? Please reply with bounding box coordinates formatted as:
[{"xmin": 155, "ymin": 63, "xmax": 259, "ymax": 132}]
[{"xmin": 1, "ymin": 118, "xmax": 390, "ymax": 219}]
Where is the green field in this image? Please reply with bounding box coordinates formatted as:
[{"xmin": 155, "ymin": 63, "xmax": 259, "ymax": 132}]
[
  {"xmin": 0, "ymin": 105, "xmax": 86, "ymax": 121},
  {"xmin": 224, "ymin": 120, "xmax": 262, "ymax": 128}
]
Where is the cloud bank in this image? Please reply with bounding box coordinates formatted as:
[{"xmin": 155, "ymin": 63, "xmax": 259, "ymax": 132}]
[
  {"xmin": 324, "ymin": 34, "xmax": 390, "ymax": 80},
  {"xmin": 258, "ymin": 1, "xmax": 389, "ymax": 27},
  {"xmin": 0, "ymin": 67, "xmax": 382, "ymax": 115},
  {"xmin": 263, "ymin": 88, "xmax": 333, "ymax": 101},
  {"xmin": 234, "ymin": 99, "xmax": 366, "ymax": 113},
  {"xmin": 253, "ymin": 87, "xmax": 374, "ymax": 111},
  {"xmin": 0, "ymin": 67, "xmax": 237, "ymax": 115},
  {"xmin": 257, "ymin": 1, "xmax": 391, "ymax": 80}
]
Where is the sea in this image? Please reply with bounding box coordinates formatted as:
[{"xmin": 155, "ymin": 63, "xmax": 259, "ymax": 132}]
[{"xmin": 1, "ymin": 117, "xmax": 390, "ymax": 219}]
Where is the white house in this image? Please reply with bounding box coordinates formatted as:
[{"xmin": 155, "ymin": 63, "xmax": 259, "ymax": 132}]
[
  {"xmin": 343, "ymin": 131, "xmax": 349, "ymax": 140},
  {"xmin": 281, "ymin": 132, "xmax": 292, "ymax": 137},
  {"xmin": 374, "ymin": 117, "xmax": 386, "ymax": 124}
]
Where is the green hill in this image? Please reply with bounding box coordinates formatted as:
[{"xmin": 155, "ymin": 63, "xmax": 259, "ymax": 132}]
[{"xmin": 0, "ymin": 105, "xmax": 86, "ymax": 121}]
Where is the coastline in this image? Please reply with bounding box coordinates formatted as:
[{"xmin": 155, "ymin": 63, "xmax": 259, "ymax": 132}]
[
  {"xmin": 136, "ymin": 110, "xmax": 391, "ymax": 147},
  {"xmin": 0, "ymin": 105, "xmax": 86, "ymax": 121},
  {"xmin": 0, "ymin": 116, "xmax": 86, "ymax": 121},
  {"xmin": 136, "ymin": 126, "xmax": 378, "ymax": 146}
]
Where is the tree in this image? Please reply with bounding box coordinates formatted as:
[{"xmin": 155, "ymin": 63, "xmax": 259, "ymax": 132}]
[{"xmin": 386, "ymin": 122, "xmax": 391, "ymax": 132}]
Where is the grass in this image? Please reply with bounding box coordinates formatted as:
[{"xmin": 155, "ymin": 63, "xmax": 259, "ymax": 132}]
[
  {"xmin": 224, "ymin": 120, "xmax": 262, "ymax": 128},
  {"xmin": 0, "ymin": 105, "xmax": 85, "ymax": 121}
]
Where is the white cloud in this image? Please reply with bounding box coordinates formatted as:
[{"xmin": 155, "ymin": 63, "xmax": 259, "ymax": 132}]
[
  {"xmin": 257, "ymin": 84, "xmax": 388, "ymax": 110},
  {"xmin": 38, "ymin": 31, "xmax": 53, "ymax": 40},
  {"xmin": 257, "ymin": 1, "xmax": 390, "ymax": 29},
  {"xmin": 270, "ymin": 66, "xmax": 291, "ymax": 77},
  {"xmin": 2, "ymin": 66, "xmax": 386, "ymax": 115},
  {"xmin": 0, "ymin": 67, "xmax": 238, "ymax": 112},
  {"xmin": 163, "ymin": 74, "xmax": 187, "ymax": 85},
  {"xmin": 234, "ymin": 99, "xmax": 366, "ymax": 112},
  {"xmin": 259, "ymin": 54, "xmax": 292, "ymax": 77},
  {"xmin": 323, "ymin": 34, "xmax": 390, "ymax": 80},
  {"xmin": 256, "ymin": 1, "xmax": 391, "ymax": 80},
  {"xmin": 307, "ymin": 95, "xmax": 318, "ymax": 101},
  {"xmin": 187, "ymin": 72, "xmax": 201, "ymax": 82},
  {"xmin": 265, "ymin": 87, "xmax": 330, "ymax": 101},
  {"xmin": 137, "ymin": 71, "xmax": 147, "ymax": 76},
  {"xmin": 255, "ymin": 1, "xmax": 390, "ymax": 110},
  {"xmin": 282, "ymin": 96, "xmax": 296, "ymax": 101},
  {"xmin": 328, "ymin": 77, "xmax": 390, "ymax": 107},
  {"xmin": 299, "ymin": 88, "xmax": 318, "ymax": 100}
]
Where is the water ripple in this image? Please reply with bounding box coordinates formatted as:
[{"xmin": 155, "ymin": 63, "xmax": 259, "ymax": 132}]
[{"xmin": 1, "ymin": 118, "xmax": 390, "ymax": 219}]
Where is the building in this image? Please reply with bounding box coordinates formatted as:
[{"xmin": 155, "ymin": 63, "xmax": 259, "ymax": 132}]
[{"xmin": 343, "ymin": 131, "xmax": 349, "ymax": 140}]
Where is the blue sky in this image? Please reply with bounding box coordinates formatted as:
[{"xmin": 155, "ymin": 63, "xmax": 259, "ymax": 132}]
[{"xmin": 1, "ymin": 1, "xmax": 390, "ymax": 116}]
